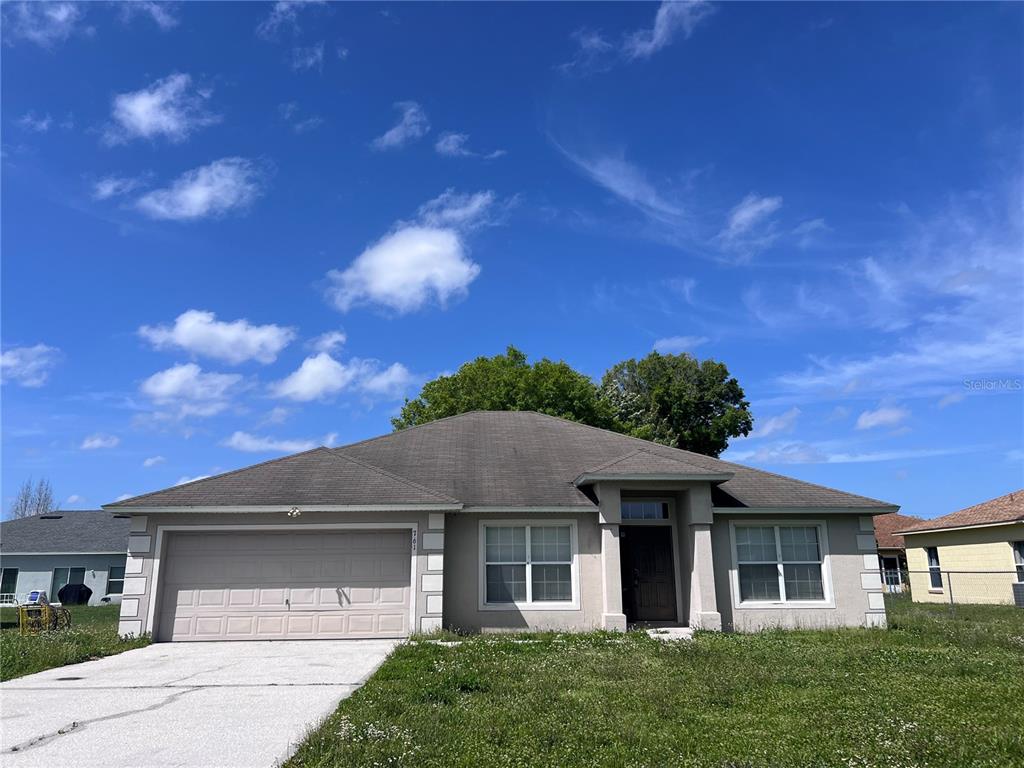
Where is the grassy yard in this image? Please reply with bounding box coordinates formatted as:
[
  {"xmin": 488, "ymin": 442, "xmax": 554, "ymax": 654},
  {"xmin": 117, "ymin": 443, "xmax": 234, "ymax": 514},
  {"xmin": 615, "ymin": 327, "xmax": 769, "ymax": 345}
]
[
  {"xmin": 288, "ymin": 597, "xmax": 1024, "ymax": 768},
  {"xmin": 0, "ymin": 604, "xmax": 149, "ymax": 681}
]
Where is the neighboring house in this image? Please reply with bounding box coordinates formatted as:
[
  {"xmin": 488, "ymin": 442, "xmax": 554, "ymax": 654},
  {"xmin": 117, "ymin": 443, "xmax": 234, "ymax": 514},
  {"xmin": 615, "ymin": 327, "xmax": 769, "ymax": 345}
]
[
  {"xmin": 873, "ymin": 512, "xmax": 925, "ymax": 593},
  {"xmin": 0, "ymin": 510, "xmax": 130, "ymax": 606},
  {"xmin": 899, "ymin": 490, "xmax": 1024, "ymax": 605},
  {"xmin": 105, "ymin": 411, "xmax": 898, "ymax": 641}
]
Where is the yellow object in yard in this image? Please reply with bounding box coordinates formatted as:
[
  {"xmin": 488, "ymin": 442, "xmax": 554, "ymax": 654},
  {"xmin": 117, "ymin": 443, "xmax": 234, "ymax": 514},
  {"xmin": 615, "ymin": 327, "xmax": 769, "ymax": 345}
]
[{"xmin": 18, "ymin": 604, "xmax": 72, "ymax": 635}]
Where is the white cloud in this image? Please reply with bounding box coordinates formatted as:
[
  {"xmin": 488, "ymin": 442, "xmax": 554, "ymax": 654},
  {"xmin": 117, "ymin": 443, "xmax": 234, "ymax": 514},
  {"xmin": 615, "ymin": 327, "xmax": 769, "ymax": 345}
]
[
  {"xmin": 139, "ymin": 309, "xmax": 295, "ymax": 364},
  {"xmin": 554, "ymin": 145, "xmax": 684, "ymax": 224},
  {"xmin": 749, "ymin": 407, "xmax": 801, "ymax": 439},
  {"xmin": 937, "ymin": 391, "xmax": 966, "ymax": 409},
  {"xmin": 725, "ymin": 441, "xmax": 979, "ymax": 466},
  {"xmin": 223, "ymin": 431, "xmax": 316, "ymax": 453},
  {"xmin": 359, "ymin": 362, "xmax": 415, "ymax": 399},
  {"xmin": 18, "ymin": 112, "xmax": 53, "ymax": 133},
  {"xmin": 271, "ymin": 353, "xmax": 367, "ymax": 401},
  {"xmin": 260, "ymin": 406, "xmax": 291, "ymax": 425},
  {"xmin": 92, "ymin": 175, "xmax": 145, "ymax": 201},
  {"xmin": 311, "ymin": 330, "xmax": 347, "ymax": 354},
  {"xmin": 176, "ymin": 474, "xmax": 210, "ymax": 486},
  {"xmin": 792, "ymin": 218, "xmax": 830, "ymax": 248},
  {"xmin": 115, "ymin": 493, "xmax": 133, "ymax": 502},
  {"xmin": 623, "ymin": 0, "xmax": 714, "ymax": 59},
  {"xmin": 1, "ymin": 343, "xmax": 61, "ymax": 387},
  {"xmin": 143, "ymin": 455, "xmax": 165, "ymax": 468},
  {"xmin": 557, "ymin": 28, "xmax": 616, "ymax": 75},
  {"xmin": 2, "ymin": 2, "xmax": 88, "ymax": 48},
  {"xmin": 256, "ymin": 0, "xmax": 324, "ymax": 39},
  {"xmin": 653, "ymin": 335, "xmax": 708, "ymax": 354},
  {"xmin": 435, "ymin": 132, "xmax": 505, "ymax": 160},
  {"xmin": 856, "ymin": 405, "xmax": 910, "ymax": 430},
  {"xmin": 417, "ymin": 189, "xmax": 497, "ymax": 229},
  {"xmin": 326, "ymin": 227, "xmax": 479, "ymax": 314},
  {"xmin": 140, "ymin": 363, "xmax": 241, "ymax": 418},
  {"xmin": 720, "ymin": 193, "xmax": 782, "ymax": 239},
  {"xmin": 65, "ymin": 494, "xmax": 85, "ymax": 506},
  {"xmin": 136, "ymin": 158, "xmax": 264, "ymax": 221},
  {"xmin": 118, "ymin": 2, "xmax": 179, "ymax": 29},
  {"xmin": 105, "ymin": 73, "xmax": 219, "ymax": 145},
  {"xmin": 81, "ymin": 433, "xmax": 120, "ymax": 450},
  {"xmin": 292, "ymin": 41, "xmax": 324, "ymax": 71},
  {"xmin": 372, "ymin": 101, "xmax": 429, "ymax": 151}
]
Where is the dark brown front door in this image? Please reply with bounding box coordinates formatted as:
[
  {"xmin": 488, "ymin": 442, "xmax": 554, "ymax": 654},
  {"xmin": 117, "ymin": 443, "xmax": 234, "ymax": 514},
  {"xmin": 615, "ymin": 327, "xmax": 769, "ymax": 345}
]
[{"xmin": 621, "ymin": 526, "xmax": 677, "ymax": 622}]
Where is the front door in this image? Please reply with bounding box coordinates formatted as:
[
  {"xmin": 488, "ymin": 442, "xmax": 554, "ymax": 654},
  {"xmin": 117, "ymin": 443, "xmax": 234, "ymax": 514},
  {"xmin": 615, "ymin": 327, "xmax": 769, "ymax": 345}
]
[{"xmin": 621, "ymin": 526, "xmax": 677, "ymax": 622}]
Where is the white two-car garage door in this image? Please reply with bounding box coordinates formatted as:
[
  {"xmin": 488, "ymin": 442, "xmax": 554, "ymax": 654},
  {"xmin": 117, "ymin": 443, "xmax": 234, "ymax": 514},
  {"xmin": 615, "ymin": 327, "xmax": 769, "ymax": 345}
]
[{"xmin": 157, "ymin": 530, "xmax": 412, "ymax": 641}]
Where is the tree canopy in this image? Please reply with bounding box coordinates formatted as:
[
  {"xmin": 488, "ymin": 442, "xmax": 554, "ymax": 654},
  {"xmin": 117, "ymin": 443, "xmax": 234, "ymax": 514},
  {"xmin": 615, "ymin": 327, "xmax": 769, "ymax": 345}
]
[
  {"xmin": 8, "ymin": 477, "xmax": 57, "ymax": 519},
  {"xmin": 392, "ymin": 346, "xmax": 752, "ymax": 457},
  {"xmin": 391, "ymin": 346, "xmax": 616, "ymax": 430}
]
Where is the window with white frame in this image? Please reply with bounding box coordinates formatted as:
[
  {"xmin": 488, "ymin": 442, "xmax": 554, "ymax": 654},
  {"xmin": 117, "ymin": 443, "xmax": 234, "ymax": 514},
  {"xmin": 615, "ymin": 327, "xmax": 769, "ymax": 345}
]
[
  {"xmin": 734, "ymin": 524, "xmax": 827, "ymax": 603},
  {"xmin": 1012, "ymin": 542, "xmax": 1024, "ymax": 583},
  {"xmin": 483, "ymin": 524, "xmax": 574, "ymax": 605},
  {"xmin": 107, "ymin": 565, "xmax": 125, "ymax": 595}
]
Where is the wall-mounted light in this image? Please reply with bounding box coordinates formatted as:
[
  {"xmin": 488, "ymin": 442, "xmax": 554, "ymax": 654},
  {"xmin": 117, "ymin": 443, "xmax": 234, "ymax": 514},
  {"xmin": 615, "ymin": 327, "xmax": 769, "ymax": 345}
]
[{"xmin": 287, "ymin": 507, "xmax": 301, "ymax": 518}]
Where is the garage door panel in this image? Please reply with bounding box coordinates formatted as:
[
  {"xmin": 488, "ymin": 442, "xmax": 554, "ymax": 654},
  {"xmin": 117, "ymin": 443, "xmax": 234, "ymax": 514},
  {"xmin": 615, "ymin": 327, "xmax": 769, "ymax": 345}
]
[{"xmin": 158, "ymin": 530, "xmax": 412, "ymax": 641}]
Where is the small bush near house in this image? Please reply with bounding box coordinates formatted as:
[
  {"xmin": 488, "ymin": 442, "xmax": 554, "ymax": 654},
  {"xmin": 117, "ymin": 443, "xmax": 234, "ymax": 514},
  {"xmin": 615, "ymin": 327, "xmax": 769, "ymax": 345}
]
[
  {"xmin": 0, "ymin": 604, "xmax": 149, "ymax": 681},
  {"xmin": 288, "ymin": 597, "xmax": 1024, "ymax": 768}
]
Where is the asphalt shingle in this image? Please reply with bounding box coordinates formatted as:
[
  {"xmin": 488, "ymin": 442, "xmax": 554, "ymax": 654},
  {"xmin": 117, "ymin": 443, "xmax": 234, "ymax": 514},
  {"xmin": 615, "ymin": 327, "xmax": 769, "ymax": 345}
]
[
  {"xmin": 0, "ymin": 510, "xmax": 130, "ymax": 553},
  {"xmin": 899, "ymin": 490, "xmax": 1023, "ymax": 534}
]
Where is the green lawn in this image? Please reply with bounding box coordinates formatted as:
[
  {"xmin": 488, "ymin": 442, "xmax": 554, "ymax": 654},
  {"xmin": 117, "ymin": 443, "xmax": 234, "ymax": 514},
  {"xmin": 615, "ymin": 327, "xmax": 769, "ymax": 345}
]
[
  {"xmin": 0, "ymin": 604, "xmax": 150, "ymax": 681},
  {"xmin": 288, "ymin": 597, "xmax": 1024, "ymax": 768}
]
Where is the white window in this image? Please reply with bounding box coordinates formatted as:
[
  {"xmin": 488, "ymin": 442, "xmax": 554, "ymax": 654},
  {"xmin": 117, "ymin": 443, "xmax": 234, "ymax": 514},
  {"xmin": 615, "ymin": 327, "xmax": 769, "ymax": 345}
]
[
  {"xmin": 107, "ymin": 566, "xmax": 125, "ymax": 595},
  {"xmin": 481, "ymin": 522, "xmax": 577, "ymax": 608},
  {"xmin": 1012, "ymin": 542, "xmax": 1024, "ymax": 583},
  {"xmin": 732, "ymin": 523, "xmax": 831, "ymax": 605}
]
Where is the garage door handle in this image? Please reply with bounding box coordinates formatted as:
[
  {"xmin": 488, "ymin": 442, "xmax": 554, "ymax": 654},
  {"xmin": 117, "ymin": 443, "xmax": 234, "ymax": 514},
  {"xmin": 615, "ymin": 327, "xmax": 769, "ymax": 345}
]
[{"xmin": 285, "ymin": 598, "xmax": 290, "ymax": 610}]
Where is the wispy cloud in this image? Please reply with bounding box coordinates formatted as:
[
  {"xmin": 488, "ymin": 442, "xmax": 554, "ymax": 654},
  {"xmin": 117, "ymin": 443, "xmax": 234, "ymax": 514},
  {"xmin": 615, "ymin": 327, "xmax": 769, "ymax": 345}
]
[
  {"xmin": 326, "ymin": 189, "xmax": 500, "ymax": 314},
  {"xmin": 291, "ymin": 41, "xmax": 325, "ymax": 72},
  {"xmin": 371, "ymin": 101, "xmax": 429, "ymax": 151},
  {"xmin": 176, "ymin": 474, "xmax": 210, "ymax": 486},
  {"xmin": 118, "ymin": 2, "xmax": 180, "ymax": 30},
  {"xmin": 559, "ymin": 1, "xmax": 713, "ymax": 74},
  {"xmin": 1, "ymin": 343, "xmax": 61, "ymax": 387},
  {"xmin": 223, "ymin": 431, "xmax": 317, "ymax": 453},
  {"xmin": 136, "ymin": 158, "xmax": 265, "ymax": 221},
  {"xmin": 142, "ymin": 456, "xmax": 165, "ymax": 468},
  {"xmin": 792, "ymin": 217, "xmax": 831, "ymax": 248},
  {"xmin": 81, "ymin": 433, "xmax": 120, "ymax": 450},
  {"xmin": 92, "ymin": 175, "xmax": 146, "ymax": 201},
  {"xmin": 105, "ymin": 73, "xmax": 219, "ymax": 145},
  {"xmin": 278, "ymin": 102, "xmax": 323, "ymax": 133},
  {"xmin": 2, "ymin": 2, "xmax": 90, "ymax": 48},
  {"xmin": 435, "ymin": 132, "xmax": 505, "ymax": 160},
  {"xmin": 310, "ymin": 330, "xmax": 347, "ymax": 354},
  {"xmin": 256, "ymin": 0, "xmax": 325, "ymax": 39},
  {"xmin": 725, "ymin": 441, "xmax": 983, "ymax": 466},
  {"xmin": 139, "ymin": 310, "xmax": 295, "ymax": 364},
  {"xmin": 653, "ymin": 335, "xmax": 708, "ymax": 354},
  {"xmin": 17, "ymin": 112, "xmax": 53, "ymax": 133},
  {"xmin": 715, "ymin": 193, "xmax": 783, "ymax": 257},
  {"xmin": 748, "ymin": 407, "xmax": 801, "ymax": 439},
  {"xmin": 856, "ymin": 404, "xmax": 910, "ymax": 430}
]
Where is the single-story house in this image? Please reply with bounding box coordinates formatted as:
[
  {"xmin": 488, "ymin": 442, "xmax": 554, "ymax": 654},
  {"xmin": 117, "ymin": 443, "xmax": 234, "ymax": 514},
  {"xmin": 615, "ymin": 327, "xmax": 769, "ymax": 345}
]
[
  {"xmin": 899, "ymin": 489, "xmax": 1024, "ymax": 604},
  {"xmin": 873, "ymin": 512, "xmax": 925, "ymax": 593},
  {"xmin": 105, "ymin": 411, "xmax": 897, "ymax": 641},
  {"xmin": 0, "ymin": 510, "xmax": 130, "ymax": 606}
]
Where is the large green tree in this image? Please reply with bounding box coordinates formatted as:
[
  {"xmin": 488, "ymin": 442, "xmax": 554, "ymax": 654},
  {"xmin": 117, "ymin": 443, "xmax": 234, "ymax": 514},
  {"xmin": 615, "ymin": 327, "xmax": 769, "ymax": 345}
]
[
  {"xmin": 600, "ymin": 352, "xmax": 752, "ymax": 456},
  {"xmin": 391, "ymin": 346, "xmax": 616, "ymax": 430}
]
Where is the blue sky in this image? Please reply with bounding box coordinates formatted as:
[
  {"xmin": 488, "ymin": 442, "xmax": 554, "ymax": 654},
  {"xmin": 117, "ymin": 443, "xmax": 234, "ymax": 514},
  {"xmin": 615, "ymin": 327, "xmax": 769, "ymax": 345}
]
[{"xmin": 2, "ymin": 1, "xmax": 1021, "ymax": 519}]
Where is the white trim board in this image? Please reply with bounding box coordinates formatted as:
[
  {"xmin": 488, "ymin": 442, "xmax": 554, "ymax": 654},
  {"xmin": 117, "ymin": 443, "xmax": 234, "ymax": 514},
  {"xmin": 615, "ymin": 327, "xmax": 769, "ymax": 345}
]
[{"xmin": 146, "ymin": 522, "xmax": 420, "ymax": 641}]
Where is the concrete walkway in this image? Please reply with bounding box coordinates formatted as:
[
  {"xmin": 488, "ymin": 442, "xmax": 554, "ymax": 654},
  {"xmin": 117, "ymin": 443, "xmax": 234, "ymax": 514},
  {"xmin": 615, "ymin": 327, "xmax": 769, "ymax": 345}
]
[{"xmin": 0, "ymin": 639, "xmax": 398, "ymax": 768}]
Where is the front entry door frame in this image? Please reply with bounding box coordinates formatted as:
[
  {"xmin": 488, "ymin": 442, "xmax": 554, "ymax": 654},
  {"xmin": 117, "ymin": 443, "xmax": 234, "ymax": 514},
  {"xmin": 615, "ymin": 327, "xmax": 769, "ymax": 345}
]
[{"xmin": 619, "ymin": 498, "xmax": 685, "ymax": 624}]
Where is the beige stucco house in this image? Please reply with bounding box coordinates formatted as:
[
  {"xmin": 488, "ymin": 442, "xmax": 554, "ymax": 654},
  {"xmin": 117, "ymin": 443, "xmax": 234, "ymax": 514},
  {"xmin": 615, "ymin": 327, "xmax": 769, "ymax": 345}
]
[
  {"xmin": 900, "ymin": 490, "xmax": 1024, "ymax": 605},
  {"xmin": 105, "ymin": 411, "xmax": 897, "ymax": 641}
]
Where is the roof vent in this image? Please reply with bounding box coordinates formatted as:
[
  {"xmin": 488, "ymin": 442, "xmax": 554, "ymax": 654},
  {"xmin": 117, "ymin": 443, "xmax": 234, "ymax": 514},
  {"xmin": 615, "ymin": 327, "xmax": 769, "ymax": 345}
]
[
  {"xmin": 39, "ymin": 514, "xmax": 63, "ymax": 520},
  {"xmin": 112, "ymin": 514, "xmax": 130, "ymax": 519}
]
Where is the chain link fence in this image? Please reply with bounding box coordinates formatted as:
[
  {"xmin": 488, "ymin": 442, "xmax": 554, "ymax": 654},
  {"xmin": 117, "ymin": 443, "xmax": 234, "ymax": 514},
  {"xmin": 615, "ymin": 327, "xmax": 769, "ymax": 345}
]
[{"xmin": 892, "ymin": 569, "xmax": 1024, "ymax": 608}]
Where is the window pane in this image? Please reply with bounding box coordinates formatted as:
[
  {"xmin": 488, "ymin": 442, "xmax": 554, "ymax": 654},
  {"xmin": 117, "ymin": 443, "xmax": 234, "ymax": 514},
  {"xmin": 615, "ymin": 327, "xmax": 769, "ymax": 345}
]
[
  {"xmin": 926, "ymin": 547, "xmax": 940, "ymax": 568},
  {"xmin": 621, "ymin": 501, "xmax": 667, "ymax": 520},
  {"xmin": 109, "ymin": 566, "xmax": 126, "ymax": 580},
  {"xmin": 1015, "ymin": 543, "xmax": 1024, "ymax": 582},
  {"xmin": 486, "ymin": 564, "xmax": 526, "ymax": 603},
  {"xmin": 783, "ymin": 564, "xmax": 824, "ymax": 600},
  {"xmin": 70, "ymin": 568, "xmax": 86, "ymax": 585},
  {"xmin": 532, "ymin": 564, "xmax": 571, "ymax": 601},
  {"xmin": 0, "ymin": 568, "xmax": 18, "ymax": 595},
  {"xmin": 736, "ymin": 527, "xmax": 777, "ymax": 562},
  {"xmin": 52, "ymin": 568, "xmax": 70, "ymax": 595},
  {"xmin": 485, "ymin": 527, "xmax": 526, "ymax": 562},
  {"xmin": 780, "ymin": 527, "xmax": 820, "ymax": 562},
  {"xmin": 738, "ymin": 564, "xmax": 780, "ymax": 601},
  {"xmin": 107, "ymin": 579, "xmax": 124, "ymax": 595},
  {"xmin": 530, "ymin": 526, "xmax": 570, "ymax": 562}
]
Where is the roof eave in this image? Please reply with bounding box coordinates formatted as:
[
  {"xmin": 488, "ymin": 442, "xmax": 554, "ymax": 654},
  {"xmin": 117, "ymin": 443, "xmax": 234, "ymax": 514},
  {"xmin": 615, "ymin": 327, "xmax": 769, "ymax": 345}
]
[
  {"xmin": 101, "ymin": 503, "xmax": 465, "ymax": 514},
  {"xmin": 897, "ymin": 519, "xmax": 1024, "ymax": 536},
  {"xmin": 714, "ymin": 505, "xmax": 900, "ymax": 515},
  {"xmin": 574, "ymin": 472, "xmax": 734, "ymax": 486}
]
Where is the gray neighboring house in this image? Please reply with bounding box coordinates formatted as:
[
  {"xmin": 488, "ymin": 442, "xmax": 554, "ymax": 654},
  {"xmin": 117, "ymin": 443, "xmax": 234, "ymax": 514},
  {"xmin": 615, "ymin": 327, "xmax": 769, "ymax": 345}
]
[
  {"xmin": 0, "ymin": 510, "xmax": 130, "ymax": 606},
  {"xmin": 105, "ymin": 411, "xmax": 897, "ymax": 641}
]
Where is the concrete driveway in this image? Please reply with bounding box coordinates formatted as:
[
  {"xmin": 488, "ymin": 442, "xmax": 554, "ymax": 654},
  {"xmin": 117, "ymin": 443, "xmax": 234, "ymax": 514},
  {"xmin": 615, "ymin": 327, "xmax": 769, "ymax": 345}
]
[{"xmin": 0, "ymin": 639, "xmax": 399, "ymax": 768}]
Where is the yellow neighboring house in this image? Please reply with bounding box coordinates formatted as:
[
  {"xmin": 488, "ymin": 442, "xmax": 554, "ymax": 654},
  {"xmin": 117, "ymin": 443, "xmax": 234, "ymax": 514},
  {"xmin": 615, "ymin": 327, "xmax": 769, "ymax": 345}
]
[{"xmin": 899, "ymin": 490, "xmax": 1024, "ymax": 605}]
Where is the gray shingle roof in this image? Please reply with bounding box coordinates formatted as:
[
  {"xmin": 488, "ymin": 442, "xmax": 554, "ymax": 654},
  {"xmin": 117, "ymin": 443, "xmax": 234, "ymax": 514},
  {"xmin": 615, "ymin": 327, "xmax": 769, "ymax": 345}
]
[
  {"xmin": 0, "ymin": 510, "xmax": 130, "ymax": 553},
  {"xmin": 577, "ymin": 448, "xmax": 730, "ymax": 480},
  {"xmin": 108, "ymin": 447, "xmax": 459, "ymax": 509},
  {"xmin": 106, "ymin": 412, "xmax": 896, "ymax": 511}
]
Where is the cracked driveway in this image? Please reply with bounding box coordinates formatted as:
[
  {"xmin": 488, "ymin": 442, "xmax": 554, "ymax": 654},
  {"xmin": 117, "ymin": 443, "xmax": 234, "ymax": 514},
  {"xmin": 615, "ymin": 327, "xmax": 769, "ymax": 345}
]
[{"xmin": 0, "ymin": 639, "xmax": 398, "ymax": 768}]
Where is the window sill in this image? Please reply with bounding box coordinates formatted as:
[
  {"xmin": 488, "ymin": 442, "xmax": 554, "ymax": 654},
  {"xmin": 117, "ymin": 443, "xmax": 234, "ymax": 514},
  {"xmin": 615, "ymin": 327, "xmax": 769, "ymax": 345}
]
[
  {"xmin": 480, "ymin": 602, "xmax": 579, "ymax": 612},
  {"xmin": 928, "ymin": 589, "xmax": 944, "ymax": 594},
  {"xmin": 734, "ymin": 600, "xmax": 835, "ymax": 610}
]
